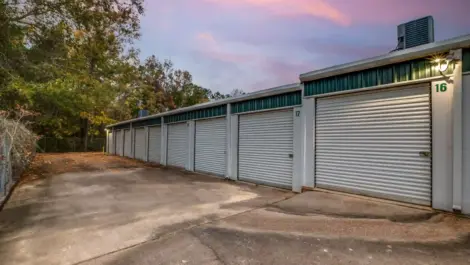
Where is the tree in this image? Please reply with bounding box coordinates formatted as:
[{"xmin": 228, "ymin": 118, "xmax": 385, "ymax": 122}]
[
  {"xmin": 230, "ymin": 89, "xmax": 246, "ymax": 97},
  {"xmin": 210, "ymin": 91, "xmax": 230, "ymax": 100},
  {"xmin": 1, "ymin": 0, "xmax": 145, "ymax": 150},
  {"xmin": 209, "ymin": 88, "xmax": 246, "ymax": 101},
  {"xmin": 122, "ymin": 55, "xmax": 212, "ymax": 116},
  {"xmin": 1, "ymin": 0, "xmax": 241, "ymax": 149}
]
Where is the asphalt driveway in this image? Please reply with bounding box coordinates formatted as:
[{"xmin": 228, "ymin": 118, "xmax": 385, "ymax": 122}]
[{"xmin": 1, "ymin": 153, "xmax": 470, "ymax": 265}]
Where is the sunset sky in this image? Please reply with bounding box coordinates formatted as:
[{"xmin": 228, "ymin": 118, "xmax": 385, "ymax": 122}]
[{"xmin": 137, "ymin": 0, "xmax": 470, "ymax": 93}]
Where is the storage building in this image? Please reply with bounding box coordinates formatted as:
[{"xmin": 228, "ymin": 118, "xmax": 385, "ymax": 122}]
[
  {"xmin": 300, "ymin": 35, "xmax": 470, "ymax": 213},
  {"xmin": 107, "ymin": 83, "xmax": 302, "ymax": 188},
  {"xmin": 107, "ymin": 34, "xmax": 470, "ymax": 215}
]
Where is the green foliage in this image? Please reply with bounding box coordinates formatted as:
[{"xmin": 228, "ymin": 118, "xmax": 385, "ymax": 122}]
[
  {"xmin": 209, "ymin": 88, "xmax": 246, "ymax": 100},
  {"xmin": 0, "ymin": 0, "xmax": 237, "ymax": 145}
]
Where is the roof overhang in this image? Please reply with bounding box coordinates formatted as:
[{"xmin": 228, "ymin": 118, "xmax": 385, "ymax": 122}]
[
  {"xmin": 300, "ymin": 34, "xmax": 470, "ymax": 83},
  {"xmin": 107, "ymin": 83, "xmax": 300, "ymax": 128}
]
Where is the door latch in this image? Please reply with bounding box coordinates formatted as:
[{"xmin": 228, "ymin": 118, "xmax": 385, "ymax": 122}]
[
  {"xmin": 288, "ymin": 154, "xmax": 294, "ymax": 158},
  {"xmin": 419, "ymin": 151, "xmax": 431, "ymax": 158}
]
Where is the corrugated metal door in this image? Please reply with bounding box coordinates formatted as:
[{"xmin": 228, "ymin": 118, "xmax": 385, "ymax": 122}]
[
  {"xmin": 238, "ymin": 109, "xmax": 293, "ymax": 188},
  {"xmin": 167, "ymin": 122, "xmax": 188, "ymax": 168},
  {"xmin": 124, "ymin": 129, "xmax": 132, "ymax": 157},
  {"xmin": 315, "ymin": 84, "xmax": 432, "ymax": 205},
  {"xmin": 148, "ymin": 126, "xmax": 161, "ymax": 163},
  {"xmin": 115, "ymin": 130, "xmax": 123, "ymax": 156},
  {"xmin": 134, "ymin": 128, "xmax": 146, "ymax": 161},
  {"xmin": 195, "ymin": 118, "xmax": 226, "ymax": 176}
]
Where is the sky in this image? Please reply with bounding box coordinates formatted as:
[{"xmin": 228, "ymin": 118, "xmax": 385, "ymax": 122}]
[{"xmin": 136, "ymin": 0, "xmax": 470, "ymax": 93}]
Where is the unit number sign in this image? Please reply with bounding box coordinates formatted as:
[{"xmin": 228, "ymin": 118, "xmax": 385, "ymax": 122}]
[{"xmin": 435, "ymin": 83, "xmax": 447, "ymax": 93}]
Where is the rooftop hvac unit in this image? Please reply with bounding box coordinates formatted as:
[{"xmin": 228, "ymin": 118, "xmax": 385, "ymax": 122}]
[
  {"xmin": 138, "ymin": 109, "xmax": 149, "ymax": 118},
  {"xmin": 396, "ymin": 16, "xmax": 434, "ymax": 50}
]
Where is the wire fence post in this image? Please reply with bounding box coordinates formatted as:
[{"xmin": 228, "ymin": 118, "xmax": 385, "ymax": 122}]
[
  {"xmin": 0, "ymin": 136, "xmax": 5, "ymax": 195},
  {"xmin": 1, "ymin": 135, "xmax": 11, "ymax": 196}
]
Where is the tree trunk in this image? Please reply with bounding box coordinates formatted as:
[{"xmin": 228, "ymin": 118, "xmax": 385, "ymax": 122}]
[
  {"xmin": 84, "ymin": 56, "xmax": 97, "ymax": 152},
  {"xmin": 83, "ymin": 118, "xmax": 89, "ymax": 152}
]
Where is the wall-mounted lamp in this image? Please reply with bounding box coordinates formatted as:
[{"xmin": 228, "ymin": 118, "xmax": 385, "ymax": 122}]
[
  {"xmin": 434, "ymin": 58, "xmax": 450, "ymax": 72},
  {"xmin": 432, "ymin": 50, "xmax": 462, "ymax": 74}
]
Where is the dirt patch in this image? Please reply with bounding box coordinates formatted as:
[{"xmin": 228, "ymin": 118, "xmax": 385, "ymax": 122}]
[{"xmin": 19, "ymin": 153, "xmax": 156, "ymax": 185}]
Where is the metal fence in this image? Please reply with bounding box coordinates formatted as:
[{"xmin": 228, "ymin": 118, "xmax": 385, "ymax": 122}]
[
  {"xmin": 0, "ymin": 135, "xmax": 12, "ymax": 197},
  {"xmin": 36, "ymin": 137, "xmax": 106, "ymax": 153}
]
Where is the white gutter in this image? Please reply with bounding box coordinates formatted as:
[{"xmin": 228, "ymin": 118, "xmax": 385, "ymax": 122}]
[
  {"xmin": 108, "ymin": 83, "xmax": 300, "ymax": 127},
  {"xmin": 300, "ymin": 34, "xmax": 470, "ymax": 82}
]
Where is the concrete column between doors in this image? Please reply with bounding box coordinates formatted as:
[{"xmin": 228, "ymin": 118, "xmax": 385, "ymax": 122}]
[
  {"xmin": 144, "ymin": 126, "xmax": 149, "ymax": 162},
  {"xmin": 462, "ymin": 73, "xmax": 470, "ymax": 215},
  {"xmin": 160, "ymin": 120, "xmax": 168, "ymax": 166},
  {"xmin": 451, "ymin": 53, "xmax": 463, "ymax": 211},
  {"xmin": 301, "ymin": 96, "xmax": 315, "ymax": 188},
  {"xmin": 229, "ymin": 115, "xmax": 239, "ymax": 181},
  {"xmin": 226, "ymin": 104, "xmax": 232, "ymax": 178},
  {"xmin": 293, "ymin": 107, "xmax": 302, "ymax": 192},
  {"xmin": 187, "ymin": 121, "xmax": 195, "ymax": 171}
]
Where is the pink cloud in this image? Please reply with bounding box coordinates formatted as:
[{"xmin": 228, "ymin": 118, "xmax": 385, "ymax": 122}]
[
  {"xmin": 196, "ymin": 32, "xmax": 216, "ymax": 43},
  {"xmin": 329, "ymin": 0, "xmax": 470, "ymax": 25},
  {"xmin": 194, "ymin": 32, "xmax": 253, "ymax": 64},
  {"xmin": 262, "ymin": 58, "xmax": 312, "ymax": 81},
  {"xmin": 204, "ymin": 0, "xmax": 350, "ymax": 26},
  {"xmin": 248, "ymin": 58, "xmax": 314, "ymax": 91},
  {"xmin": 193, "ymin": 31, "xmax": 313, "ymax": 90},
  {"xmin": 198, "ymin": 50, "xmax": 253, "ymax": 64},
  {"xmin": 302, "ymin": 38, "xmax": 390, "ymax": 59}
]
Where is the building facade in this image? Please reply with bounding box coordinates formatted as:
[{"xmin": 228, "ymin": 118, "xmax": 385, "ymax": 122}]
[{"xmin": 107, "ymin": 34, "xmax": 470, "ymax": 214}]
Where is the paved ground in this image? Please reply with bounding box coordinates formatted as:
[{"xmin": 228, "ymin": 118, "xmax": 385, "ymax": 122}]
[{"xmin": 1, "ymin": 153, "xmax": 470, "ymax": 265}]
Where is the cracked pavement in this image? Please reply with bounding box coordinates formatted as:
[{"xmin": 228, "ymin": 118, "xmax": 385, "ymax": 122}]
[{"xmin": 1, "ymin": 153, "xmax": 470, "ymax": 265}]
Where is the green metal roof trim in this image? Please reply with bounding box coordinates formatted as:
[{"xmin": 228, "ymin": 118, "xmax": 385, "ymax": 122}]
[
  {"xmin": 132, "ymin": 117, "xmax": 161, "ymax": 127},
  {"xmin": 107, "ymin": 83, "xmax": 299, "ymax": 128},
  {"xmin": 164, "ymin": 104, "xmax": 227, "ymax": 124},
  {"xmin": 113, "ymin": 123, "xmax": 131, "ymax": 130},
  {"xmin": 304, "ymin": 57, "xmax": 455, "ymax": 96},
  {"xmin": 463, "ymin": 48, "xmax": 470, "ymax": 72},
  {"xmin": 231, "ymin": 91, "xmax": 301, "ymax": 114}
]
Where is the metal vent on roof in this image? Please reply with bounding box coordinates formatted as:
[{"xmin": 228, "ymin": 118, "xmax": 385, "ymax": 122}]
[
  {"xmin": 396, "ymin": 16, "xmax": 434, "ymax": 50},
  {"xmin": 138, "ymin": 109, "xmax": 149, "ymax": 118}
]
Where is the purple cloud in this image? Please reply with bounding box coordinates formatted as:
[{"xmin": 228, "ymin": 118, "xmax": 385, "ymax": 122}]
[{"xmin": 137, "ymin": 0, "xmax": 470, "ymax": 93}]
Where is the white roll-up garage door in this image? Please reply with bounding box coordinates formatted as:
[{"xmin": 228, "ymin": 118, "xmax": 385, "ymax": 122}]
[
  {"xmin": 115, "ymin": 130, "xmax": 123, "ymax": 156},
  {"xmin": 315, "ymin": 84, "xmax": 432, "ymax": 205},
  {"xmin": 167, "ymin": 122, "xmax": 188, "ymax": 168},
  {"xmin": 124, "ymin": 129, "xmax": 132, "ymax": 157},
  {"xmin": 148, "ymin": 126, "xmax": 161, "ymax": 163},
  {"xmin": 195, "ymin": 118, "xmax": 226, "ymax": 176},
  {"xmin": 107, "ymin": 132, "xmax": 113, "ymax": 154},
  {"xmin": 134, "ymin": 128, "xmax": 146, "ymax": 161},
  {"xmin": 239, "ymin": 109, "xmax": 294, "ymax": 188}
]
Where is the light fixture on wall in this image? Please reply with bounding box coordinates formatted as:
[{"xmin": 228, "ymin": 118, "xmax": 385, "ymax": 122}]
[
  {"xmin": 432, "ymin": 50, "xmax": 462, "ymax": 74},
  {"xmin": 434, "ymin": 58, "xmax": 450, "ymax": 72}
]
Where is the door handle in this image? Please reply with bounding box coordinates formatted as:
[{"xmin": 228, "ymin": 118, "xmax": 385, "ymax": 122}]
[
  {"xmin": 419, "ymin": 151, "xmax": 431, "ymax": 158},
  {"xmin": 288, "ymin": 154, "xmax": 293, "ymax": 158}
]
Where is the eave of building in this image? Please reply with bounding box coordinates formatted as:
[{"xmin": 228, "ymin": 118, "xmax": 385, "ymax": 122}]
[
  {"xmin": 300, "ymin": 34, "xmax": 470, "ymax": 83},
  {"xmin": 107, "ymin": 83, "xmax": 300, "ymax": 128}
]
